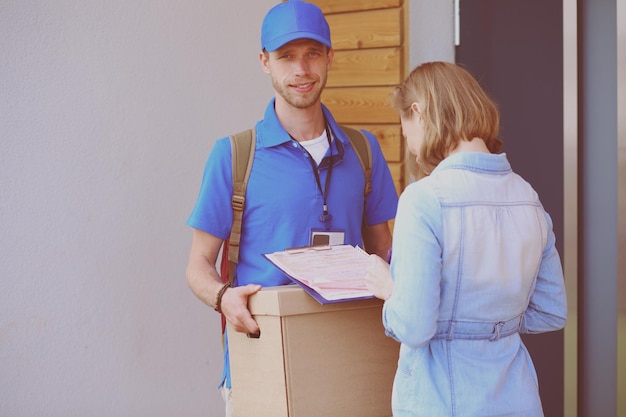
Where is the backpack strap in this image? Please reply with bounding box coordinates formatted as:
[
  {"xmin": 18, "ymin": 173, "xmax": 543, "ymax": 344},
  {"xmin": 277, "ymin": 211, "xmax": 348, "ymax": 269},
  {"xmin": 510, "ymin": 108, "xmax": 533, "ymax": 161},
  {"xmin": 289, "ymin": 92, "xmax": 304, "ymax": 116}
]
[
  {"xmin": 339, "ymin": 125, "xmax": 375, "ymax": 253},
  {"xmin": 226, "ymin": 128, "xmax": 256, "ymax": 285},
  {"xmin": 339, "ymin": 125, "xmax": 372, "ymax": 197}
]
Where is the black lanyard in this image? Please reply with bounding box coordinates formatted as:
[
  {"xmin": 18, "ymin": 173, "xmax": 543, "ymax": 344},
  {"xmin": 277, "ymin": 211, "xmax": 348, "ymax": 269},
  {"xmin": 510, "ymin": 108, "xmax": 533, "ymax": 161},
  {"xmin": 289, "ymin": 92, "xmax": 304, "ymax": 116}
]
[{"xmin": 290, "ymin": 122, "xmax": 334, "ymax": 224}]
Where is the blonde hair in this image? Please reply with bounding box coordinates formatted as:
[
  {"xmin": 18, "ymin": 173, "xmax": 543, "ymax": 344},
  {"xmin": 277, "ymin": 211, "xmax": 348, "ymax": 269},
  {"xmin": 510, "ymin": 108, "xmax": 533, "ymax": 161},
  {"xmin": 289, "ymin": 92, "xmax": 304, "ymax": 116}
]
[{"xmin": 390, "ymin": 61, "xmax": 503, "ymax": 178}]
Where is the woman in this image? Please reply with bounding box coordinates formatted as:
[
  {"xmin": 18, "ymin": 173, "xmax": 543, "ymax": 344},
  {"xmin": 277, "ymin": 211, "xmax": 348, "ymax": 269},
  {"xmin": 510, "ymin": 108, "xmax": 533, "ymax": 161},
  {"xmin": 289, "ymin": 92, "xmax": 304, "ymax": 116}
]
[{"xmin": 365, "ymin": 61, "xmax": 567, "ymax": 416}]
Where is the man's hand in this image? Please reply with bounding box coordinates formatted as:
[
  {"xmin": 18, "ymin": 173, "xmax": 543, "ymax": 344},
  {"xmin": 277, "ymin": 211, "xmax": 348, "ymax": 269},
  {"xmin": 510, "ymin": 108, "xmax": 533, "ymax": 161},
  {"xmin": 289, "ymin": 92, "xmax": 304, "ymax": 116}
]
[
  {"xmin": 220, "ymin": 284, "xmax": 262, "ymax": 335},
  {"xmin": 365, "ymin": 254, "xmax": 393, "ymax": 301}
]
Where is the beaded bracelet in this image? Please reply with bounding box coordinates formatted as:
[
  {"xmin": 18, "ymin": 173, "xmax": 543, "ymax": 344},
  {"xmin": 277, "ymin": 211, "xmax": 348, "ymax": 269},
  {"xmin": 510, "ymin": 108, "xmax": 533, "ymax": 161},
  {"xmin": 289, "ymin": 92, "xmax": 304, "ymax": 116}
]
[{"xmin": 214, "ymin": 282, "xmax": 232, "ymax": 313}]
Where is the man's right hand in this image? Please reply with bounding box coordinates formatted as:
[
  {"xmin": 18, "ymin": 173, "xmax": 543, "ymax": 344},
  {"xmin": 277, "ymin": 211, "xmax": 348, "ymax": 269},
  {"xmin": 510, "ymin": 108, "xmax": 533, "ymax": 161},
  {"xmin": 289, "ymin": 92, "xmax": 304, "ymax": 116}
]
[{"xmin": 220, "ymin": 283, "xmax": 262, "ymax": 335}]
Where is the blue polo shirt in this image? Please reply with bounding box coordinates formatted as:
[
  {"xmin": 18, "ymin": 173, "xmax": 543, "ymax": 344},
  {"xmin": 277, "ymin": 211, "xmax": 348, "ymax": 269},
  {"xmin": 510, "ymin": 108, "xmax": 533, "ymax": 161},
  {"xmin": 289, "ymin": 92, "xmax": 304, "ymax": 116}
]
[{"xmin": 187, "ymin": 98, "xmax": 399, "ymax": 387}]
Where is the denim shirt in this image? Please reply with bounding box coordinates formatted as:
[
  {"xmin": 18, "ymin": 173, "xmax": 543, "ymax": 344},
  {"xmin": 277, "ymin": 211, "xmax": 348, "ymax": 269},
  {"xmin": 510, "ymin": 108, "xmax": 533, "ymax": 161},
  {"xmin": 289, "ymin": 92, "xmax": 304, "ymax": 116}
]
[{"xmin": 383, "ymin": 152, "xmax": 567, "ymax": 416}]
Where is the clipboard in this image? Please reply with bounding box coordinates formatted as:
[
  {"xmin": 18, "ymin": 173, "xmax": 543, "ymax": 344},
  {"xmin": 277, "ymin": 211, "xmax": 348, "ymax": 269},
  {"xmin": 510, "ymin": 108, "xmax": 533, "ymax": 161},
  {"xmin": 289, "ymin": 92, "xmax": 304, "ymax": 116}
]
[{"xmin": 264, "ymin": 244, "xmax": 374, "ymax": 304}]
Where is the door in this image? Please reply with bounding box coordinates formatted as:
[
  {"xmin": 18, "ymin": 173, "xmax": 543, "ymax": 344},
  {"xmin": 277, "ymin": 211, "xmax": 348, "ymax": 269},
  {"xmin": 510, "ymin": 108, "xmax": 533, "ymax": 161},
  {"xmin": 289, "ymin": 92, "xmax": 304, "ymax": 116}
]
[{"xmin": 456, "ymin": 1, "xmax": 565, "ymax": 416}]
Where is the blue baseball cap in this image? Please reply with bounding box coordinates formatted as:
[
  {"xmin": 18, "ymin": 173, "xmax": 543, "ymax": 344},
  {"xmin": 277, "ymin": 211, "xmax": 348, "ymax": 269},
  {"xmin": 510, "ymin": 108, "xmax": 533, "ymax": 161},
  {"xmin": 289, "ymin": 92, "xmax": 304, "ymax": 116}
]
[{"xmin": 261, "ymin": 0, "xmax": 332, "ymax": 52}]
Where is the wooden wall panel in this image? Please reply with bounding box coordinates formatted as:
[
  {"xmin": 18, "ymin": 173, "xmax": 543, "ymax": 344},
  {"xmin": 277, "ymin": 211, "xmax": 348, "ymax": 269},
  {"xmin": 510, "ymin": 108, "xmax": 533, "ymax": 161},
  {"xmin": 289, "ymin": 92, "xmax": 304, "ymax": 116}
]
[
  {"xmin": 347, "ymin": 124, "xmax": 402, "ymax": 162},
  {"xmin": 327, "ymin": 8, "xmax": 402, "ymax": 50},
  {"xmin": 328, "ymin": 47, "xmax": 402, "ymax": 87},
  {"xmin": 311, "ymin": 0, "xmax": 407, "ymax": 192},
  {"xmin": 316, "ymin": 0, "xmax": 402, "ymax": 14},
  {"xmin": 388, "ymin": 162, "xmax": 404, "ymax": 195},
  {"xmin": 322, "ymin": 87, "xmax": 398, "ymax": 124}
]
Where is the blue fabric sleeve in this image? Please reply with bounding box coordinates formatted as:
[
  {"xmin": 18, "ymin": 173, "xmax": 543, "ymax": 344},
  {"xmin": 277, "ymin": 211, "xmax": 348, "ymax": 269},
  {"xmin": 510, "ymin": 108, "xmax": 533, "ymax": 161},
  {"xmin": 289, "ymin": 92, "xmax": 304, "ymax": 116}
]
[
  {"xmin": 186, "ymin": 137, "xmax": 233, "ymax": 240},
  {"xmin": 382, "ymin": 183, "xmax": 442, "ymax": 347},
  {"xmin": 520, "ymin": 210, "xmax": 568, "ymax": 333}
]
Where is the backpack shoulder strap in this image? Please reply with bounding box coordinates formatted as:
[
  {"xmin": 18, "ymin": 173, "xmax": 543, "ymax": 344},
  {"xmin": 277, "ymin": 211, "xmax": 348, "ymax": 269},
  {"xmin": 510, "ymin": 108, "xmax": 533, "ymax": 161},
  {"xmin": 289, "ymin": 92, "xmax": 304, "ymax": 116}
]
[
  {"xmin": 227, "ymin": 128, "xmax": 256, "ymax": 285},
  {"xmin": 339, "ymin": 125, "xmax": 372, "ymax": 196}
]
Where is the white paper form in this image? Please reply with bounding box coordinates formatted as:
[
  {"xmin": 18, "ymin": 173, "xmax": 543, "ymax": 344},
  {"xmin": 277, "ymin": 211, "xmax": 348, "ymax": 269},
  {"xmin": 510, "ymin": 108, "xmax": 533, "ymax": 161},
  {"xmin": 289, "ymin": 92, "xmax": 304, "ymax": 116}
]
[{"xmin": 264, "ymin": 245, "xmax": 374, "ymax": 303}]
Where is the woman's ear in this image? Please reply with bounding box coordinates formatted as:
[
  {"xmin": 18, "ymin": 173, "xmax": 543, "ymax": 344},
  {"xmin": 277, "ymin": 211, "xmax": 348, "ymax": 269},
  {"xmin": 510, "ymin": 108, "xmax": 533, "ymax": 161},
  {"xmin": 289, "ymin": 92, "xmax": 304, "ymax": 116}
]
[{"xmin": 410, "ymin": 102, "xmax": 422, "ymax": 118}]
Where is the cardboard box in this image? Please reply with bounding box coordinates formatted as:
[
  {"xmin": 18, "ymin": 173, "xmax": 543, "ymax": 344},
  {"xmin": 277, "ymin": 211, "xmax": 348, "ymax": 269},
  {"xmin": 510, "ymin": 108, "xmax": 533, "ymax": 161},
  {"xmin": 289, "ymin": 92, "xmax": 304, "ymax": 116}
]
[{"xmin": 228, "ymin": 285, "xmax": 399, "ymax": 417}]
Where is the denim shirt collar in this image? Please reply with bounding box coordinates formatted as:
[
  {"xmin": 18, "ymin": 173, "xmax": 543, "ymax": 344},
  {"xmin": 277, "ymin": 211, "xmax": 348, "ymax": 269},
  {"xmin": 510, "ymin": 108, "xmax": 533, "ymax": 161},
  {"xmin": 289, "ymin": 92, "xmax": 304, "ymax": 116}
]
[
  {"xmin": 432, "ymin": 152, "xmax": 512, "ymax": 176},
  {"xmin": 255, "ymin": 98, "xmax": 351, "ymax": 149}
]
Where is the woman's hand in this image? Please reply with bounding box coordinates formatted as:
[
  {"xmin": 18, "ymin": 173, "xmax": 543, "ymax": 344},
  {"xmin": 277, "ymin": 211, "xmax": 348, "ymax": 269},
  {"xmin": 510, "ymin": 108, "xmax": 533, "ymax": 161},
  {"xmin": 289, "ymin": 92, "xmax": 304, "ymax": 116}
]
[{"xmin": 365, "ymin": 254, "xmax": 393, "ymax": 301}]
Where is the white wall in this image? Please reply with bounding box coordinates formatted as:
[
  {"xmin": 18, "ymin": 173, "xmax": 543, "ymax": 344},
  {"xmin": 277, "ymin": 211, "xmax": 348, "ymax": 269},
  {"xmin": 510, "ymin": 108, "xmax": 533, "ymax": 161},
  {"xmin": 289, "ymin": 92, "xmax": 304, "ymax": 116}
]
[
  {"xmin": 409, "ymin": 0, "xmax": 455, "ymax": 67},
  {"xmin": 1, "ymin": 1, "xmax": 274, "ymax": 416}
]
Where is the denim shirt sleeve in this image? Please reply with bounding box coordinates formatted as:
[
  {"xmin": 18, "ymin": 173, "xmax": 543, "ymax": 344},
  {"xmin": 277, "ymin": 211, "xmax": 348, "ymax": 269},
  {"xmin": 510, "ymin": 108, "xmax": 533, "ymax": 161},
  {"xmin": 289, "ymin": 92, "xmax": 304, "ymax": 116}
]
[
  {"xmin": 520, "ymin": 210, "xmax": 568, "ymax": 333},
  {"xmin": 382, "ymin": 182, "xmax": 443, "ymax": 347}
]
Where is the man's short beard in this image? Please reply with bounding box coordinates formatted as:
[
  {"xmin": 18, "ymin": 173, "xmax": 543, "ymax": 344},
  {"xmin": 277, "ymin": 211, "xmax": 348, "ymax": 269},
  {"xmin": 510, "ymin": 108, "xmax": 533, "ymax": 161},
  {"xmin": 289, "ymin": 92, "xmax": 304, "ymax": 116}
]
[{"xmin": 272, "ymin": 77, "xmax": 326, "ymax": 109}]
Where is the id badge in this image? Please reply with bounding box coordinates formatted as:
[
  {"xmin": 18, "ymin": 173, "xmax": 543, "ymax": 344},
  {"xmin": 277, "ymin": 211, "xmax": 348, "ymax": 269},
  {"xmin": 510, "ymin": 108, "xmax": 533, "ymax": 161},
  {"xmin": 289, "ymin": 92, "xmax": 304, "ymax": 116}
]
[{"xmin": 310, "ymin": 228, "xmax": 345, "ymax": 246}]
